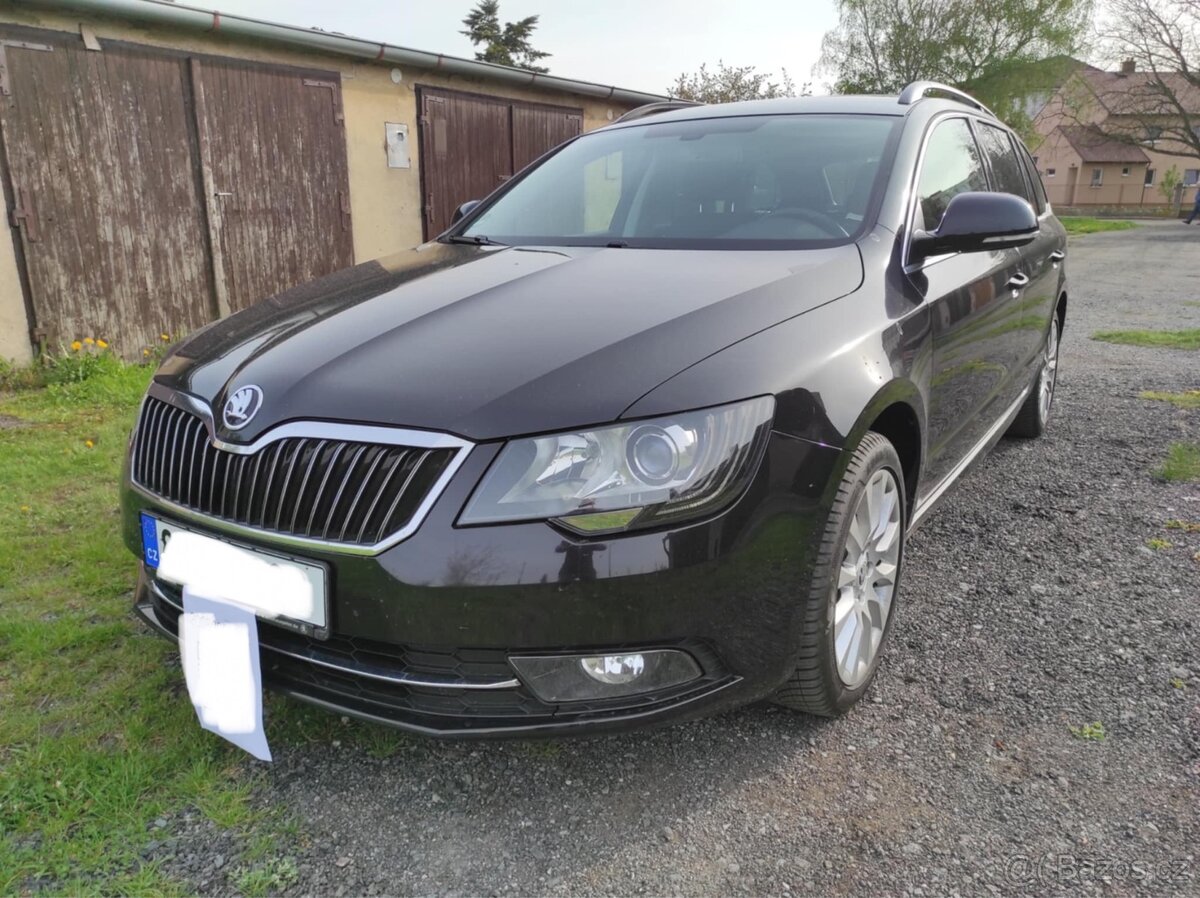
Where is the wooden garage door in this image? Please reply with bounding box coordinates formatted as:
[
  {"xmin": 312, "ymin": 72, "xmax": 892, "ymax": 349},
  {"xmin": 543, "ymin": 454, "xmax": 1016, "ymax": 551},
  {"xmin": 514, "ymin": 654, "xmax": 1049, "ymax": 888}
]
[
  {"xmin": 191, "ymin": 58, "xmax": 354, "ymax": 314},
  {"xmin": 418, "ymin": 87, "xmax": 582, "ymax": 238},
  {"xmin": 0, "ymin": 35, "xmax": 215, "ymax": 355},
  {"xmin": 0, "ymin": 28, "xmax": 354, "ymax": 357}
]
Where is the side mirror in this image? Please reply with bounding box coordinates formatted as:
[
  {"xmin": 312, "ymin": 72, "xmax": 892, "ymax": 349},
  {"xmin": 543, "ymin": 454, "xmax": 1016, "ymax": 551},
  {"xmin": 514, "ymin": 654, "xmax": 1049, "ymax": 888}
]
[
  {"xmin": 911, "ymin": 191, "xmax": 1038, "ymax": 261},
  {"xmin": 451, "ymin": 199, "xmax": 481, "ymax": 226}
]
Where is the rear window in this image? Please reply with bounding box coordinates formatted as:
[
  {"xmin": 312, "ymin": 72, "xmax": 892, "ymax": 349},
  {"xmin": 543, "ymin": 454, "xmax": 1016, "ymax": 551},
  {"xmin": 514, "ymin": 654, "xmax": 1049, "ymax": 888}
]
[
  {"xmin": 461, "ymin": 114, "xmax": 900, "ymax": 248},
  {"xmin": 976, "ymin": 122, "xmax": 1034, "ymax": 205}
]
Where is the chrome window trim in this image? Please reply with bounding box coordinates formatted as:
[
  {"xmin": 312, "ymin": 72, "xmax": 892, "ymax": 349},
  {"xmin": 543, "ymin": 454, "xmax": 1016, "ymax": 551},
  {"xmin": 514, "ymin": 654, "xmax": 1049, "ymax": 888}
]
[
  {"xmin": 901, "ymin": 111, "xmax": 980, "ymax": 273},
  {"xmin": 132, "ymin": 382, "xmax": 475, "ymax": 556}
]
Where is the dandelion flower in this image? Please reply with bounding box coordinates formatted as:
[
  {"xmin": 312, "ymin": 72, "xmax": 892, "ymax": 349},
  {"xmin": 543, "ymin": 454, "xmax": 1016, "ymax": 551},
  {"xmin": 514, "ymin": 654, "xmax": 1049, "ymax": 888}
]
[
  {"xmin": 85, "ymin": 439, "xmax": 95, "ymax": 448},
  {"xmin": 20, "ymin": 505, "xmax": 30, "ymax": 513},
  {"xmin": 96, "ymin": 339, "xmax": 108, "ymax": 349},
  {"xmin": 143, "ymin": 349, "xmax": 151, "ymax": 357},
  {"xmin": 160, "ymin": 333, "xmax": 170, "ymax": 341},
  {"xmin": 83, "ymin": 337, "xmax": 95, "ymax": 345},
  {"xmin": 70, "ymin": 340, "xmax": 82, "ymax": 351}
]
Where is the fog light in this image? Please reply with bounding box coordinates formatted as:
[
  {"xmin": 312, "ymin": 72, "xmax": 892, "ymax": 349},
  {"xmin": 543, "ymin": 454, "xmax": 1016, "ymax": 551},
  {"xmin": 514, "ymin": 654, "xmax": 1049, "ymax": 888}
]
[
  {"xmin": 509, "ymin": 649, "xmax": 702, "ymax": 703},
  {"xmin": 581, "ymin": 653, "xmax": 645, "ymax": 684}
]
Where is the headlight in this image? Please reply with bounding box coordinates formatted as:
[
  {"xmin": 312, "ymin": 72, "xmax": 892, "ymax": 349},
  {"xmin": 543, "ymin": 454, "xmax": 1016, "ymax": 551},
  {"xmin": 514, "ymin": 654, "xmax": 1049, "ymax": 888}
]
[{"xmin": 459, "ymin": 396, "xmax": 775, "ymax": 534}]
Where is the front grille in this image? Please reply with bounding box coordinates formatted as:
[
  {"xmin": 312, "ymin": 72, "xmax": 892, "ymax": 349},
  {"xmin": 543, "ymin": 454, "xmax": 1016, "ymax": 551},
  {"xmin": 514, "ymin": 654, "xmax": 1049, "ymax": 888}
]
[{"xmin": 132, "ymin": 396, "xmax": 459, "ymax": 546}]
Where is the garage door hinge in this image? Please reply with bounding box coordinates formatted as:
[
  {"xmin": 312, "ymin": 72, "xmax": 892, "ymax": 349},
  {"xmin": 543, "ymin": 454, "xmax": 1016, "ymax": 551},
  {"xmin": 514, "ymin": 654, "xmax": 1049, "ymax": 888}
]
[
  {"xmin": 9, "ymin": 184, "xmax": 40, "ymax": 242},
  {"xmin": 0, "ymin": 41, "xmax": 52, "ymax": 97}
]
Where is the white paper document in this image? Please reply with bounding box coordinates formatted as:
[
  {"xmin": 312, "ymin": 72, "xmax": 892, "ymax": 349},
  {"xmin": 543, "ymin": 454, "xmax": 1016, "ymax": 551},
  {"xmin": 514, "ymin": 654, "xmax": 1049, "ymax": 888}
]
[{"xmin": 179, "ymin": 588, "xmax": 272, "ymax": 762}]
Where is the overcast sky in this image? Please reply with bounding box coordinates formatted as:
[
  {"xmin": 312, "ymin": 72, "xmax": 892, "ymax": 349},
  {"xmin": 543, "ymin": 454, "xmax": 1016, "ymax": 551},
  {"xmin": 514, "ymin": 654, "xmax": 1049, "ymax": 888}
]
[{"xmin": 211, "ymin": 0, "xmax": 841, "ymax": 95}]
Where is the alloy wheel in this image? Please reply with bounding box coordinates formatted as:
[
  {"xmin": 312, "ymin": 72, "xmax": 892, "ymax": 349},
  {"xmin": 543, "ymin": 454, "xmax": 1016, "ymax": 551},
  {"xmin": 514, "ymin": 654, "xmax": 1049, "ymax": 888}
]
[
  {"xmin": 833, "ymin": 468, "xmax": 902, "ymax": 688},
  {"xmin": 1039, "ymin": 317, "xmax": 1060, "ymax": 423}
]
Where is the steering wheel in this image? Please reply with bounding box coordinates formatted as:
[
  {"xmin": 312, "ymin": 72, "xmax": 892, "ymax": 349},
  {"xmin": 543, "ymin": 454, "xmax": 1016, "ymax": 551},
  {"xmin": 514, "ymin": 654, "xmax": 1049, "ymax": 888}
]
[{"xmin": 769, "ymin": 208, "xmax": 850, "ymax": 238}]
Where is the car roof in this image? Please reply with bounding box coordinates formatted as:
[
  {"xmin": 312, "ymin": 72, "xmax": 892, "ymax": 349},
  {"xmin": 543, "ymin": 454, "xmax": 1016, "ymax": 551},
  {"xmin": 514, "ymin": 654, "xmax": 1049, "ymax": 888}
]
[{"xmin": 602, "ymin": 94, "xmax": 1000, "ymax": 130}]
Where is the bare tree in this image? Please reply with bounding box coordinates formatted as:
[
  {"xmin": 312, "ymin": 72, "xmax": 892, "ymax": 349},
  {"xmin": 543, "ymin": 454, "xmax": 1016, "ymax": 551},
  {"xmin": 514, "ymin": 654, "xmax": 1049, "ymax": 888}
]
[{"xmin": 1077, "ymin": 0, "xmax": 1200, "ymax": 161}]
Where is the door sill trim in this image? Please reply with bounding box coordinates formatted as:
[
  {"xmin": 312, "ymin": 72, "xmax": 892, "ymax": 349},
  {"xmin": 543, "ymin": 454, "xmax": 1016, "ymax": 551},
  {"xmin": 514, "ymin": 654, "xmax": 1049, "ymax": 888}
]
[{"xmin": 909, "ymin": 385, "xmax": 1030, "ymax": 531}]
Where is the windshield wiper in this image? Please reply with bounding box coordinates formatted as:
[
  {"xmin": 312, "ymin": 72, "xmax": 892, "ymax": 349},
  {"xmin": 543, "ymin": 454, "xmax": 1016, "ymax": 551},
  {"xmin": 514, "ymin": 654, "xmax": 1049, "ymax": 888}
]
[{"xmin": 444, "ymin": 234, "xmax": 508, "ymax": 247}]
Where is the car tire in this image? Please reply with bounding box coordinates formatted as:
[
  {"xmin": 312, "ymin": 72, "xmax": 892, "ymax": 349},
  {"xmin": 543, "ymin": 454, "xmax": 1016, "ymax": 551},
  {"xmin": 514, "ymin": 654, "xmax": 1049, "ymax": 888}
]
[
  {"xmin": 1006, "ymin": 314, "xmax": 1061, "ymax": 439},
  {"xmin": 773, "ymin": 431, "xmax": 905, "ymax": 717}
]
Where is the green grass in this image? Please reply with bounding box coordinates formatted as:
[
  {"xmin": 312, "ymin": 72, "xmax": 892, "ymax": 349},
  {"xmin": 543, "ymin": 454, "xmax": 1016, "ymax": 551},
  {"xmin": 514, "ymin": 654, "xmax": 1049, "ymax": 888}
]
[
  {"xmin": 1155, "ymin": 442, "xmax": 1200, "ymax": 482},
  {"xmin": 1060, "ymin": 217, "xmax": 1137, "ymax": 235},
  {"xmin": 1147, "ymin": 537, "xmax": 1172, "ymax": 550},
  {"xmin": 1069, "ymin": 721, "xmax": 1107, "ymax": 741},
  {"xmin": 1091, "ymin": 329, "xmax": 1200, "ymax": 350},
  {"xmin": 232, "ymin": 856, "xmax": 299, "ymax": 897},
  {"xmin": 1165, "ymin": 519, "xmax": 1200, "ymax": 532},
  {"xmin": 1140, "ymin": 389, "xmax": 1200, "ymax": 409},
  {"xmin": 0, "ymin": 362, "xmax": 361, "ymax": 893}
]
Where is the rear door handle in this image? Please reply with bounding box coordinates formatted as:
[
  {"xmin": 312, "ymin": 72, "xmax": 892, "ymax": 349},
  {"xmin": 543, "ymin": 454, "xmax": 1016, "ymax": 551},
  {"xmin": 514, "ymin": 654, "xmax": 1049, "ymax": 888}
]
[
  {"xmin": 1049, "ymin": 250, "xmax": 1065, "ymax": 262},
  {"xmin": 1007, "ymin": 272, "xmax": 1030, "ymax": 289}
]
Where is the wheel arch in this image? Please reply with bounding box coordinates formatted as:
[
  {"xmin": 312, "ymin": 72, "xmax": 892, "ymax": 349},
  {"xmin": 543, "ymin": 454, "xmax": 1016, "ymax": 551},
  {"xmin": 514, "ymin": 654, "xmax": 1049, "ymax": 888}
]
[{"xmin": 841, "ymin": 379, "xmax": 925, "ymax": 519}]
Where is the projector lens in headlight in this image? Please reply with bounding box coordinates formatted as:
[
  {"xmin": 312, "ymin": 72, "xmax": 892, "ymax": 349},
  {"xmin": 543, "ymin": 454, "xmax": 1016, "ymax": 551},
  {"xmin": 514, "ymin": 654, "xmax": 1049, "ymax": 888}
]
[{"xmin": 459, "ymin": 396, "xmax": 775, "ymax": 533}]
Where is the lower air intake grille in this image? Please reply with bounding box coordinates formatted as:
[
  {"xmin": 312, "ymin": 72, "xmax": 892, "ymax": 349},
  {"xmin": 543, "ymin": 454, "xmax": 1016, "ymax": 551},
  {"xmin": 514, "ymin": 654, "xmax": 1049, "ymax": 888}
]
[{"xmin": 132, "ymin": 396, "xmax": 459, "ymax": 547}]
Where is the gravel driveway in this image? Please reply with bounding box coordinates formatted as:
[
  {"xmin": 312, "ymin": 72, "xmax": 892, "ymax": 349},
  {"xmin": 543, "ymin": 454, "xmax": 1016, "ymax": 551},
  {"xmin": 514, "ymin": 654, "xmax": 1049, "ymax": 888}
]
[{"xmin": 165, "ymin": 223, "xmax": 1199, "ymax": 897}]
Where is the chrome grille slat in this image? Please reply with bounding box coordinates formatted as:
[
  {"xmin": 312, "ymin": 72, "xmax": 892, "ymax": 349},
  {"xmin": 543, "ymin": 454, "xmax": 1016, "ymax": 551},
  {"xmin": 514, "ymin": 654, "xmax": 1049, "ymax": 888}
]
[
  {"xmin": 376, "ymin": 450, "xmax": 431, "ymax": 544},
  {"xmin": 257, "ymin": 442, "xmax": 286, "ymax": 528},
  {"xmin": 289, "ymin": 439, "xmax": 327, "ymax": 534},
  {"xmin": 165, "ymin": 407, "xmax": 183, "ymax": 499},
  {"xmin": 338, "ymin": 447, "xmax": 390, "ymax": 542},
  {"xmin": 322, "ymin": 444, "xmax": 369, "ymax": 540},
  {"xmin": 150, "ymin": 402, "xmax": 169, "ymax": 492},
  {"xmin": 130, "ymin": 396, "xmax": 460, "ymax": 548},
  {"xmin": 306, "ymin": 442, "xmax": 348, "ymax": 535},
  {"xmin": 355, "ymin": 451, "xmax": 408, "ymax": 544}
]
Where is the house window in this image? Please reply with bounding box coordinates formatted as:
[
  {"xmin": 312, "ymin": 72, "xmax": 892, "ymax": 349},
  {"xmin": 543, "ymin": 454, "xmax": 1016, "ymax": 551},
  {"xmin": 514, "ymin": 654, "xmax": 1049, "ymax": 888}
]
[
  {"xmin": 1121, "ymin": 166, "xmax": 1130, "ymax": 176},
  {"xmin": 1146, "ymin": 125, "xmax": 1162, "ymax": 141},
  {"xmin": 1090, "ymin": 168, "xmax": 1103, "ymax": 187},
  {"xmin": 1145, "ymin": 168, "xmax": 1156, "ymax": 186},
  {"xmin": 1046, "ymin": 168, "xmax": 1056, "ymax": 177},
  {"xmin": 1185, "ymin": 169, "xmax": 1200, "ymax": 185}
]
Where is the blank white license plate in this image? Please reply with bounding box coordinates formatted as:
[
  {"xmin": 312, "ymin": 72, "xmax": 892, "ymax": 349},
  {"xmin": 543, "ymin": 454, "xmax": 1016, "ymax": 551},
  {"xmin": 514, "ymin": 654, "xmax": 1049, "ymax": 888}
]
[{"xmin": 143, "ymin": 514, "xmax": 327, "ymax": 631}]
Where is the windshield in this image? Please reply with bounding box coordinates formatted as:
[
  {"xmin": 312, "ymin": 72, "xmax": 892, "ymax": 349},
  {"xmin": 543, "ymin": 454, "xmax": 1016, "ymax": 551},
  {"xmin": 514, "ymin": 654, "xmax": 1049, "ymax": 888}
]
[{"xmin": 459, "ymin": 114, "xmax": 899, "ymax": 249}]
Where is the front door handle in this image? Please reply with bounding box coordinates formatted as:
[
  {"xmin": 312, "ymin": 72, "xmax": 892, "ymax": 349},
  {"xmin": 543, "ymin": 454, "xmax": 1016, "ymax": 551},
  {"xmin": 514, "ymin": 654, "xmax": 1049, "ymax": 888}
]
[
  {"xmin": 1049, "ymin": 250, "xmax": 1065, "ymax": 263},
  {"xmin": 1007, "ymin": 272, "xmax": 1030, "ymax": 290}
]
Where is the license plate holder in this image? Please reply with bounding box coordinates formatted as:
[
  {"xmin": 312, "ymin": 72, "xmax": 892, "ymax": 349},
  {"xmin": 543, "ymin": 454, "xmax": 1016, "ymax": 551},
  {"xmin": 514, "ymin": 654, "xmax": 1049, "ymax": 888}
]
[{"xmin": 140, "ymin": 511, "xmax": 329, "ymax": 639}]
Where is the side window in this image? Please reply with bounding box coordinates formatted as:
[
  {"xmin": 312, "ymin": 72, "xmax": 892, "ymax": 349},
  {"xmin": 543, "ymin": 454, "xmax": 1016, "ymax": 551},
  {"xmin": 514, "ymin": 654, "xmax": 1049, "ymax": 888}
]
[
  {"xmin": 915, "ymin": 118, "xmax": 989, "ymax": 232},
  {"xmin": 1015, "ymin": 141, "xmax": 1047, "ymax": 214},
  {"xmin": 976, "ymin": 123, "xmax": 1034, "ymax": 205}
]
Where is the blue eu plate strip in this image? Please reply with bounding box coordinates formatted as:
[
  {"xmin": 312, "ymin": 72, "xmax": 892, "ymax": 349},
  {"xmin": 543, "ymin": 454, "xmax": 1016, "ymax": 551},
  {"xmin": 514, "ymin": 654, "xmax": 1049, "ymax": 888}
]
[{"xmin": 140, "ymin": 512, "xmax": 160, "ymax": 568}]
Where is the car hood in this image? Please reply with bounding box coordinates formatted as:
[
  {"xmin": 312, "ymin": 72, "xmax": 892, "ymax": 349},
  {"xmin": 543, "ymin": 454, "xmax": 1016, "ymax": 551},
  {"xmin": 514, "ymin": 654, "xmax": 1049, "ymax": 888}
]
[{"xmin": 161, "ymin": 242, "xmax": 863, "ymax": 442}]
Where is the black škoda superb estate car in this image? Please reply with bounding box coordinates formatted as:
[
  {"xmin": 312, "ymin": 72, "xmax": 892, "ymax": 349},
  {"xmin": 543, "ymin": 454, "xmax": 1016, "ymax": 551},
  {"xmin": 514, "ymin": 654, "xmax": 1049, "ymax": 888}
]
[{"xmin": 124, "ymin": 82, "xmax": 1067, "ymax": 737}]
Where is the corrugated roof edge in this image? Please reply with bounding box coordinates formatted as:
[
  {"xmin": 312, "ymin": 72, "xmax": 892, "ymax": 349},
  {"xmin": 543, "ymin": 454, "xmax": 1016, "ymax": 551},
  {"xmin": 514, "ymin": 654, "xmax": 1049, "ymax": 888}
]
[{"xmin": 10, "ymin": 0, "xmax": 670, "ymax": 105}]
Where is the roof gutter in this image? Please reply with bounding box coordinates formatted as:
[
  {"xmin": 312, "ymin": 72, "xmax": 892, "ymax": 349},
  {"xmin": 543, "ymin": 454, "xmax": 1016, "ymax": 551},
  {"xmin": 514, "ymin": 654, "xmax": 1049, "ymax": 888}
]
[{"xmin": 12, "ymin": 0, "xmax": 669, "ymax": 105}]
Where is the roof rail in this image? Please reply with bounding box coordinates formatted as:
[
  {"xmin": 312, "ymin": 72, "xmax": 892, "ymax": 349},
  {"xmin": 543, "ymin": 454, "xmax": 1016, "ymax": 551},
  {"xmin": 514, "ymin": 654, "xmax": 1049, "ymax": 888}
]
[
  {"xmin": 897, "ymin": 81, "xmax": 995, "ymax": 118},
  {"xmin": 614, "ymin": 100, "xmax": 702, "ymax": 123}
]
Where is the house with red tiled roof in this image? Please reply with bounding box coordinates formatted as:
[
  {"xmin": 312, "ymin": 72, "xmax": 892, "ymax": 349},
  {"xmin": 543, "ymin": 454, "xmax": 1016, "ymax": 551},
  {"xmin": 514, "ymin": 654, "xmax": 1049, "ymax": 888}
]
[{"xmin": 1033, "ymin": 59, "xmax": 1200, "ymax": 212}]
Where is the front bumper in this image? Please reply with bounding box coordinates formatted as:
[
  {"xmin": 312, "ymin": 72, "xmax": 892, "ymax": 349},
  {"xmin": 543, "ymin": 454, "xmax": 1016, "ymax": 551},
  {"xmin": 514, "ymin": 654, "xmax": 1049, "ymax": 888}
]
[{"xmin": 124, "ymin": 432, "xmax": 841, "ymax": 737}]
